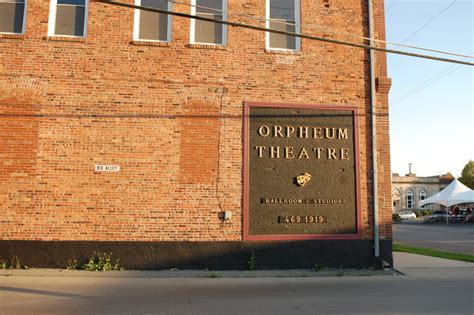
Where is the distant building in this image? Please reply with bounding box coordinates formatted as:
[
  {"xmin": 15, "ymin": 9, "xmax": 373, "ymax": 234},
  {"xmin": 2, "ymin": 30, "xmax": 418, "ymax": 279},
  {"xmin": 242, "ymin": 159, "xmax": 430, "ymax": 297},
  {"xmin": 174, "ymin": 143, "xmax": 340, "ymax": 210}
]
[{"xmin": 392, "ymin": 172, "xmax": 454, "ymax": 213}]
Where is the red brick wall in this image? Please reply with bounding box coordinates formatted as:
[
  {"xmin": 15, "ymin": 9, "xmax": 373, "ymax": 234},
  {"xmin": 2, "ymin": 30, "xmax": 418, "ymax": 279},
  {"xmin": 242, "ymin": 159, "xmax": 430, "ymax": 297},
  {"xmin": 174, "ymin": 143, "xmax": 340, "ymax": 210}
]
[
  {"xmin": 0, "ymin": 0, "xmax": 391, "ymax": 242},
  {"xmin": 374, "ymin": 0, "xmax": 393, "ymax": 241}
]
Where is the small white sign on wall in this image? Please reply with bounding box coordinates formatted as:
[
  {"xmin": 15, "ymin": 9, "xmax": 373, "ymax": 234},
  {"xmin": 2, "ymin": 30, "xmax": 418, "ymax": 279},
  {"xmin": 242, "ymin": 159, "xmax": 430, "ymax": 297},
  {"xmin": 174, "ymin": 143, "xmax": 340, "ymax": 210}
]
[{"xmin": 94, "ymin": 165, "xmax": 120, "ymax": 172}]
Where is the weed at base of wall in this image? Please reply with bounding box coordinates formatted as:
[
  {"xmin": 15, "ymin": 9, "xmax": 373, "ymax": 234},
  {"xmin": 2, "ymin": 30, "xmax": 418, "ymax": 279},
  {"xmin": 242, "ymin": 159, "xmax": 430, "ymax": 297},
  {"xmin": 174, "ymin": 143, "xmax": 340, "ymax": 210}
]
[
  {"xmin": 0, "ymin": 256, "xmax": 27, "ymax": 269},
  {"xmin": 67, "ymin": 252, "xmax": 124, "ymax": 271}
]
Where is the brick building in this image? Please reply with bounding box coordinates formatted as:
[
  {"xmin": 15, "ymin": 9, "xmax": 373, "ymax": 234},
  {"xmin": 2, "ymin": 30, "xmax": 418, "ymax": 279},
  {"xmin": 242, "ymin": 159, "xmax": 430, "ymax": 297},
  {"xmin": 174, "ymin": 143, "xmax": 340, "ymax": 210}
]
[{"xmin": 0, "ymin": 0, "xmax": 393, "ymax": 269}]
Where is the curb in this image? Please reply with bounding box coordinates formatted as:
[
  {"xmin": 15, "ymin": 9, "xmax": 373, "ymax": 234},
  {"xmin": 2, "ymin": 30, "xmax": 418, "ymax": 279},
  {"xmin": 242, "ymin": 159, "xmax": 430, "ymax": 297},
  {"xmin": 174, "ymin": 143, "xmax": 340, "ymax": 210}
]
[{"xmin": 0, "ymin": 268, "xmax": 400, "ymax": 278}]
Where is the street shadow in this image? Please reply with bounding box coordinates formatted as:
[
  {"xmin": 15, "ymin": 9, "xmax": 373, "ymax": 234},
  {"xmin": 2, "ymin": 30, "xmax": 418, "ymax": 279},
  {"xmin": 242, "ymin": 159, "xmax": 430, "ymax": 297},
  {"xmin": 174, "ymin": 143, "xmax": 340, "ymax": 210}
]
[{"xmin": 0, "ymin": 286, "xmax": 90, "ymax": 299}]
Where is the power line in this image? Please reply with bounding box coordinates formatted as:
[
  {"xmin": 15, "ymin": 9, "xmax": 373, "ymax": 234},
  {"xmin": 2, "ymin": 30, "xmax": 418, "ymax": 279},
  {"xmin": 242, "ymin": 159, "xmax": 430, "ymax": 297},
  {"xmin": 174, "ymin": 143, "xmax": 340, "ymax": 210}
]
[
  {"xmin": 169, "ymin": 0, "xmax": 472, "ymax": 59},
  {"xmin": 385, "ymin": 0, "xmax": 396, "ymax": 13},
  {"xmin": 96, "ymin": 0, "xmax": 474, "ymax": 66},
  {"xmin": 391, "ymin": 53, "xmax": 472, "ymax": 104},
  {"xmin": 384, "ymin": 42, "xmax": 471, "ymax": 59},
  {"xmin": 391, "ymin": 65, "xmax": 463, "ymax": 104},
  {"xmin": 401, "ymin": 0, "xmax": 457, "ymax": 44}
]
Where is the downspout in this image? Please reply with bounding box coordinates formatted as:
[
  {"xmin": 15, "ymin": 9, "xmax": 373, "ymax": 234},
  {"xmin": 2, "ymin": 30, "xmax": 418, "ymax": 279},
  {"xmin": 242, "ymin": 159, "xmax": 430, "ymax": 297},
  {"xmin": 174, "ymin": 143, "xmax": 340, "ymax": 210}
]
[{"xmin": 368, "ymin": 0, "xmax": 380, "ymax": 258}]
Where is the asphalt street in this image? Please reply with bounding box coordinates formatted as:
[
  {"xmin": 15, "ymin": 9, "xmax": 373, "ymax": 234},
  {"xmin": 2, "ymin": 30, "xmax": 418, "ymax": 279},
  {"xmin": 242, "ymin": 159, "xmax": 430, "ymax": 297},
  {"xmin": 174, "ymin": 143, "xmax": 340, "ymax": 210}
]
[
  {"xmin": 1, "ymin": 253, "xmax": 473, "ymax": 315},
  {"xmin": 393, "ymin": 222, "xmax": 474, "ymax": 255}
]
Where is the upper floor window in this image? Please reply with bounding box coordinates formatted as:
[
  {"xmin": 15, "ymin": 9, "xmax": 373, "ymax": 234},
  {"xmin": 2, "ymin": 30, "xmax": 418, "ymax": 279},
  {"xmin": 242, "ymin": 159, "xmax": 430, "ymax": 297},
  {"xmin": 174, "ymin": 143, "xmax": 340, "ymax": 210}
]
[
  {"xmin": 0, "ymin": 0, "xmax": 26, "ymax": 34},
  {"xmin": 134, "ymin": 0, "xmax": 172, "ymax": 42},
  {"xmin": 48, "ymin": 0, "xmax": 88, "ymax": 37},
  {"xmin": 190, "ymin": 0, "xmax": 226, "ymax": 45},
  {"xmin": 266, "ymin": 0, "xmax": 300, "ymax": 51}
]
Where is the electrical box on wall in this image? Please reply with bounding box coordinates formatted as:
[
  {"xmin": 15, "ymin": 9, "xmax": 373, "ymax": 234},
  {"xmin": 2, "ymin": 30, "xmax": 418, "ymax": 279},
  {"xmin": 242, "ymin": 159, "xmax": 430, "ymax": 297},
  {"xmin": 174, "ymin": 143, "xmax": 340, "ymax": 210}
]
[
  {"xmin": 224, "ymin": 211, "xmax": 232, "ymax": 220},
  {"xmin": 219, "ymin": 211, "xmax": 232, "ymax": 220}
]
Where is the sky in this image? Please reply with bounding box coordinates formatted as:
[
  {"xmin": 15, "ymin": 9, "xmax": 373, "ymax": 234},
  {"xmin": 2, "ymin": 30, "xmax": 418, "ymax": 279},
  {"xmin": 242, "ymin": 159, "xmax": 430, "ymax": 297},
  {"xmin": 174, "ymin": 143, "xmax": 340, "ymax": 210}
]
[{"xmin": 385, "ymin": 0, "xmax": 473, "ymax": 177}]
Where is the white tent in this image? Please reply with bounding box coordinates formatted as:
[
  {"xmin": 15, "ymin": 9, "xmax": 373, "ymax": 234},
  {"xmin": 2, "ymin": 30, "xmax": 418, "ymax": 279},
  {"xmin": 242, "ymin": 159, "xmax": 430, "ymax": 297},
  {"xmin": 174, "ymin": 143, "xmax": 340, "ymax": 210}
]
[
  {"xmin": 419, "ymin": 179, "xmax": 472, "ymax": 207},
  {"xmin": 447, "ymin": 190, "xmax": 474, "ymax": 206}
]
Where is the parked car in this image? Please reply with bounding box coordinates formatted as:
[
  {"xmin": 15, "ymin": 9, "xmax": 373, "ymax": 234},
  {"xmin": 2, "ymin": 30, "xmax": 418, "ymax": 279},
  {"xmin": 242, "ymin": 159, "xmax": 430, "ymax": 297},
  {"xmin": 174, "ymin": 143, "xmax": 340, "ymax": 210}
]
[
  {"xmin": 423, "ymin": 210, "xmax": 453, "ymax": 223},
  {"xmin": 398, "ymin": 211, "xmax": 417, "ymax": 220}
]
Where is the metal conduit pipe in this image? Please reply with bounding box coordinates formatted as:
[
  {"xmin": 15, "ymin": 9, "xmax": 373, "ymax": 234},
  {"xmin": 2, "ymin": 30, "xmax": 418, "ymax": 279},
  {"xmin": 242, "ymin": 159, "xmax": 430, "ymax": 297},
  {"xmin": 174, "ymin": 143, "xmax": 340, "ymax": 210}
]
[{"xmin": 368, "ymin": 0, "xmax": 380, "ymax": 258}]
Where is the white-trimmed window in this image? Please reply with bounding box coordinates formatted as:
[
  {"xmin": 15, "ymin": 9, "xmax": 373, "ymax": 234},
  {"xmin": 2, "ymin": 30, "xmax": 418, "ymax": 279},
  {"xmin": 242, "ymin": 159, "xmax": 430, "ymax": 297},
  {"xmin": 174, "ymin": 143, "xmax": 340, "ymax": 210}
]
[
  {"xmin": 266, "ymin": 0, "xmax": 300, "ymax": 51},
  {"xmin": 0, "ymin": 0, "xmax": 26, "ymax": 34},
  {"xmin": 418, "ymin": 189, "xmax": 427, "ymax": 209},
  {"xmin": 405, "ymin": 190, "xmax": 414, "ymax": 209},
  {"xmin": 134, "ymin": 0, "xmax": 172, "ymax": 42},
  {"xmin": 48, "ymin": 0, "xmax": 88, "ymax": 37},
  {"xmin": 392, "ymin": 189, "xmax": 401, "ymax": 211},
  {"xmin": 190, "ymin": 0, "xmax": 226, "ymax": 45}
]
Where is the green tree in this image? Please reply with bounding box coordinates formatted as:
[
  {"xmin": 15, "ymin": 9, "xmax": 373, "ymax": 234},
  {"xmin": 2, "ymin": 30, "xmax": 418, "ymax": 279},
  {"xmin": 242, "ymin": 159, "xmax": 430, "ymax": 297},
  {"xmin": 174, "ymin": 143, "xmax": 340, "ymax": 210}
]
[{"xmin": 458, "ymin": 160, "xmax": 474, "ymax": 189}]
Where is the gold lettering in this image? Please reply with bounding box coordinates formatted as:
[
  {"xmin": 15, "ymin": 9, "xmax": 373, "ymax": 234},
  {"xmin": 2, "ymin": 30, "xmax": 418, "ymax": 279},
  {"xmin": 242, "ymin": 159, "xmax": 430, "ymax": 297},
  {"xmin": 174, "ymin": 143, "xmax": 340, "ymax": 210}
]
[
  {"xmin": 286, "ymin": 126, "xmax": 295, "ymax": 137},
  {"xmin": 255, "ymin": 146, "xmax": 266, "ymax": 158},
  {"xmin": 328, "ymin": 148, "xmax": 337, "ymax": 159},
  {"xmin": 284, "ymin": 147, "xmax": 294, "ymax": 159},
  {"xmin": 298, "ymin": 148, "xmax": 309, "ymax": 159},
  {"xmin": 258, "ymin": 125, "xmax": 270, "ymax": 137},
  {"xmin": 270, "ymin": 146, "xmax": 280, "ymax": 159},
  {"xmin": 258, "ymin": 125, "xmax": 349, "ymax": 140},
  {"xmin": 313, "ymin": 148, "xmax": 323, "ymax": 159},
  {"xmin": 338, "ymin": 128, "xmax": 348, "ymax": 139},
  {"xmin": 340, "ymin": 148, "xmax": 350, "ymax": 160},
  {"xmin": 298, "ymin": 126, "xmax": 309, "ymax": 138},
  {"xmin": 273, "ymin": 125, "xmax": 284, "ymax": 137},
  {"xmin": 325, "ymin": 128, "xmax": 335, "ymax": 139},
  {"xmin": 313, "ymin": 127, "xmax": 323, "ymax": 139}
]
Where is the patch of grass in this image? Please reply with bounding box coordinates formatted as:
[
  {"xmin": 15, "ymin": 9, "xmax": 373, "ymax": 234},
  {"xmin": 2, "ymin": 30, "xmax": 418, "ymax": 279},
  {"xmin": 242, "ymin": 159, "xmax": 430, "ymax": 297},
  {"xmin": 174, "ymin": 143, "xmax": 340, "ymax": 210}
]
[
  {"xmin": 393, "ymin": 243, "xmax": 474, "ymax": 263},
  {"xmin": 312, "ymin": 264, "xmax": 328, "ymax": 272},
  {"xmin": 207, "ymin": 271, "xmax": 220, "ymax": 278}
]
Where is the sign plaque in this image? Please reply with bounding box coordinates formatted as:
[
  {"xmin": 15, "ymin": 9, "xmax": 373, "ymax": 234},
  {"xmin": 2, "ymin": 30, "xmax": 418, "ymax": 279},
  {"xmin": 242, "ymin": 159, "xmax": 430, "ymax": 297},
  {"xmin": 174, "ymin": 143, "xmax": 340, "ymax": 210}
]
[
  {"xmin": 94, "ymin": 165, "xmax": 120, "ymax": 172},
  {"xmin": 243, "ymin": 103, "xmax": 361, "ymax": 240}
]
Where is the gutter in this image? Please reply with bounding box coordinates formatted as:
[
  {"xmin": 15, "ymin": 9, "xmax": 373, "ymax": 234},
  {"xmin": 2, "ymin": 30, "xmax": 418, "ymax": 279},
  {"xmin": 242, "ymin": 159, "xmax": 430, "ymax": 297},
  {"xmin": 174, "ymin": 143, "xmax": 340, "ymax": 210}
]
[{"xmin": 368, "ymin": 0, "xmax": 380, "ymax": 257}]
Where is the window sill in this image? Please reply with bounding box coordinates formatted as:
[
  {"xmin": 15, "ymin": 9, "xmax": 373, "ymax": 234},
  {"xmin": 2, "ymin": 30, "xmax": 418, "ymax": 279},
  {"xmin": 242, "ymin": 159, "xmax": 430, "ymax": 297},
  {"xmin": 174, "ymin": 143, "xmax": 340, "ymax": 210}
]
[
  {"xmin": 0, "ymin": 33, "xmax": 25, "ymax": 40},
  {"xmin": 186, "ymin": 43, "xmax": 227, "ymax": 50},
  {"xmin": 44, "ymin": 36, "xmax": 86, "ymax": 42},
  {"xmin": 265, "ymin": 49, "xmax": 301, "ymax": 55},
  {"xmin": 130, "ymin": 40, "xmax": 171, "ymax": 47}
]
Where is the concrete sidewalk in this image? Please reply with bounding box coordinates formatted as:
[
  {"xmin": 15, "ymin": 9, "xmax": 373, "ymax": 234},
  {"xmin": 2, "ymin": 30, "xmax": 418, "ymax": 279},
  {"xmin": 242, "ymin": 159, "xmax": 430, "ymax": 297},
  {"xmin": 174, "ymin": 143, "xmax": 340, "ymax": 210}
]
[
  {"xmin": 1, "ymin": 253, "xmax": 473, "ymax": 315},
  {"xmin": 394, "ymin": 251, "xmax": 474, "ymax": 269},
  {"xmin": 393, "ymin": 252, "xmax": 474, "ymax": 282}
]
